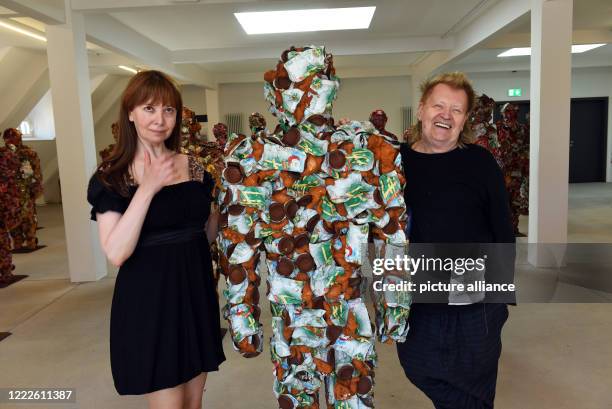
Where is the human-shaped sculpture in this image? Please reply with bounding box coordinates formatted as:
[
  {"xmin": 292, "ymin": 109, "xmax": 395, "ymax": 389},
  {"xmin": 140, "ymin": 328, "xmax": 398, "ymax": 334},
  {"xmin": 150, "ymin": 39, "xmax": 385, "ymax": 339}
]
[
  {"xmin": 369, "ymin": 109, "xmax": 398, "ymax": 141},
  {"xmin": 213, "ymin": 122, "xmax": 229, "ymax": 151},
  {"xmin": 0, "ymin": 147, "xmax": 21, "ymax": 283},
  {"xmin": 496, "ymin": 103, "xmax": 529, "ymax": 234},
  {"xmin": 217, "ymin": 46, "xmax": 409, "ymax": 409},
  {"xmin": 2, "ymin": 128, "xmax": 43, "ymax": 250},
  {"xmin": 471, "ymin": 94, "xmax": 503, "ymax": 169},
  {"xmin": 99, "ymin": 122, "xmax": 119, "ymax": 161}
]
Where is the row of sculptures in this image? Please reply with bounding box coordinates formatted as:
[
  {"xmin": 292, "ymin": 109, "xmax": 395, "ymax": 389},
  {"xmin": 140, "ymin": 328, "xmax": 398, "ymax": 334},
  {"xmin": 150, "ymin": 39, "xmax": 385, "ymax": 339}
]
[
  {"xmin": 0, "ymin": 128, "xmax": 43, "ymax": 284},
  {"xmin": 470, "ymin": 96, "xmax": 530, "ymax": 235}
]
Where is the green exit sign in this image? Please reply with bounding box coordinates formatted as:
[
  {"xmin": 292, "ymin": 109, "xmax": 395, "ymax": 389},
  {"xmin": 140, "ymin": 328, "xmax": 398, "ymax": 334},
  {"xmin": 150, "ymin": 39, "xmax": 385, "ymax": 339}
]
[{"xmin": 508, "ymin": 88, "xmax": 522, "ymax": 97}]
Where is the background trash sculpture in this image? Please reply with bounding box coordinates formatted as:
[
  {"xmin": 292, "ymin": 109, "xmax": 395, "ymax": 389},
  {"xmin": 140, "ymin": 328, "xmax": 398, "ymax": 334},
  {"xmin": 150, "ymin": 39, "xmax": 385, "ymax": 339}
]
[
  {"xmin": 2, "ymin": 128, "xmax": 43, "ymax": 250},
  {"xmin": 496, "ymin": 103, "xmax": 529, "ymax": 235},
  {"xmin": 213, "ymin": 122, "xmax": 229, "ymax": 151},
  {"xmin": 99, "ymin": 122, "xmax": 119, "ymax": 161},
  {"xmin": 471, "ymin": 94, "xmax": 503, "ymax": 169},
  {"xmin": 0, "ymin": 147, "xmax": 21, "ymax": 284},
  {"xmin": 217, "ymin": 45, "xmax": 409, "ymax": 409},
  {"xmin": 369, "ymin": 110, "xmax": 398, "ymax": 142}
]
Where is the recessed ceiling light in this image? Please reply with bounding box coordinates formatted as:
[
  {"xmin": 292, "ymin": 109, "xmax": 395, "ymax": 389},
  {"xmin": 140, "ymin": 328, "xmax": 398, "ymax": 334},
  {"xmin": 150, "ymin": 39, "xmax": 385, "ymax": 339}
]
[
  {"xmin": 118, "ymin": 65, "xmax": 138, "ymax": 74},
  {"xmin": 0, "ymin": 20, "xmax": 46, "ymax": 42},
  {"xmin": 571, "ymin": 43, "xmax": 606, "ymax": 53},
  {"xmin": 498, "ymin": 43, "xmax": 606, "ymax": 57},
  {"xmin": 234, "ymin": 6, "xmax": 376, "ymax": 35}
]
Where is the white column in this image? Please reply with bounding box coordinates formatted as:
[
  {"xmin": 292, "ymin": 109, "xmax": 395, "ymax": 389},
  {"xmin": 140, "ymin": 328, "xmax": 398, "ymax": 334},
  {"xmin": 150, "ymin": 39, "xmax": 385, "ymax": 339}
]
[
  {"xmin": 528, "ymin": 0, "xmax": 573, "ymax": 265},
  {"xmin": 47, "ymin": 11, "xmax": 107, "ymax": 282},
  {"xmin": 205, "ymin": 88, "xmax": 220, "ymax": 140}
]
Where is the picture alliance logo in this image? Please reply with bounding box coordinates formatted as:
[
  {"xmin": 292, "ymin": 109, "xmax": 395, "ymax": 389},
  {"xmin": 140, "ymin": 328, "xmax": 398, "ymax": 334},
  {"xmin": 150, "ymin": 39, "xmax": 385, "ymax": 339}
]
[{"xmin": 372, "ymin": 254, "xmax": 488, "ymax": 276}]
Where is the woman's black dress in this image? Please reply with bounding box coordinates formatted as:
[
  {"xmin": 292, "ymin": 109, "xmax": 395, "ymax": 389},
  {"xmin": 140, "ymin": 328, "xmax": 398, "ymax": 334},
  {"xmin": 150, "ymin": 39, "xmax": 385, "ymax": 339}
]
[{"xmin": 87, "ymin": 158, "xmax": 225, "ymax": 395}]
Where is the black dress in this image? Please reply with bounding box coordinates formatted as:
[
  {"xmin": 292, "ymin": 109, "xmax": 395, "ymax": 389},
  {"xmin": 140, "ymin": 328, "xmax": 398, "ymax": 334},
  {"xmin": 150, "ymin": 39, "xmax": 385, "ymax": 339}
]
[{"xmin": 87, "ymin": 157, "xmax": 225, "ymax": 395}]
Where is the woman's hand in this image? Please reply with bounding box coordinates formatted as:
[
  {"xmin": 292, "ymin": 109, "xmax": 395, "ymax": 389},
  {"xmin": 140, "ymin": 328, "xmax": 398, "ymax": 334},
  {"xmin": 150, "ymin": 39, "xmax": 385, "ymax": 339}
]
[{"xmin": 139, "ymin": 150, "xmax": 178, "ymax": 195}]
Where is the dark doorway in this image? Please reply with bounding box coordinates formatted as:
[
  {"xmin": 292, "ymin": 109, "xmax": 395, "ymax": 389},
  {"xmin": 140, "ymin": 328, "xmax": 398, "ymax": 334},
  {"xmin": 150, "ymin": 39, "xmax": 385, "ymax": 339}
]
[
  {"xmin": 568, "ymin": 98, "xmax": 608, "ymax": 183},
  {"xmin": 494, "ymin": 98, "xmax": 608, "ymax": 183}
]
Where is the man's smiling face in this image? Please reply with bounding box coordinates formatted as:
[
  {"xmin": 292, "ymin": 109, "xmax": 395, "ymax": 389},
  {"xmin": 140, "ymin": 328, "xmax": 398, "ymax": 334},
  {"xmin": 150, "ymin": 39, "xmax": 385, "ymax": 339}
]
[{"xmin": 417, "ymin": 83, "xmax": 469, "ymax": 149}]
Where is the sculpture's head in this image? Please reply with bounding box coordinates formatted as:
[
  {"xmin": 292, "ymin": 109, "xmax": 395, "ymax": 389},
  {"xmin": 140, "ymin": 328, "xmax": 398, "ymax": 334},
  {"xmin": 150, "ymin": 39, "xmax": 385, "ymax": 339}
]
[
  {"xmin": 248, "ymin": 112, "xmax": 266, "ymax": 133},
  {"xmin": 181, "ymin": 106, "xmax": 201, "ymax": 136},
  {"xmin": 213, "ymin": 122, "xmax": 228, "ymax": 147},
  {"xmin": 263, "ymin": 45, "xmax": 340, "ymax": 127},
  {"xmin": 369, "ymin": 109, "xmax": 388, "ymax": 131},
  {"xmin": 501, "ymin": 102, "xmax": 519, "ymax": 123},
  {"xmin": 473, "ymin": 94, "xmax": 495, "ymax": 122},
  {"xmin": 2, "ymin": 128, "xmax": 22, "ymax": 147}
]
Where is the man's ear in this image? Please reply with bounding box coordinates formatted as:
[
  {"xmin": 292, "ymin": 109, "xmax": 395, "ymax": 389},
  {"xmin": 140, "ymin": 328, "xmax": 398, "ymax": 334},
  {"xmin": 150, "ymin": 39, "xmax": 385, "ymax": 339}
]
[{"xmin": 416, "ymin": 102, "xmax": 424, "ymax": 122}]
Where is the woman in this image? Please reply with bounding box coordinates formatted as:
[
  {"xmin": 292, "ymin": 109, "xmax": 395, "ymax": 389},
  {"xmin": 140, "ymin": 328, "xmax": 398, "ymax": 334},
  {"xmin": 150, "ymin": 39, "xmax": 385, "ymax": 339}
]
[
  {"xmin": 87, "ymin": 70, "xmax": 225, "ymax": 409},
  {"xmin": 397, "ymin": 72, "xmax": 514, "ymax": 409}
]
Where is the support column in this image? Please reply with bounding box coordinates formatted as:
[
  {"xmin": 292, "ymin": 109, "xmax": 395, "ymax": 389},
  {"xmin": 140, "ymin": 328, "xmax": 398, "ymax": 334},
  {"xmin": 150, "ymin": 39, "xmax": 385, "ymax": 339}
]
[
  {"xmin": 205, "ymin": 88, "xmax": 220, "ymax": 140},
  {"xmin": 528, "ymin": 0, "xmax": 573, "ymax": 265},
  {"xmin": 47, "ymin": 11, "xmax": 107, "ymax": 282}
]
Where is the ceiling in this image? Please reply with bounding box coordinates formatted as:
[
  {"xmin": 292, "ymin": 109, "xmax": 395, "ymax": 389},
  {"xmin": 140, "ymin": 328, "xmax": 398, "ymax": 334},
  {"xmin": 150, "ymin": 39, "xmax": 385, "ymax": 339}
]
[{"xmin": 0, "ymin": 0, "xmax": 610, "ymax": 81}]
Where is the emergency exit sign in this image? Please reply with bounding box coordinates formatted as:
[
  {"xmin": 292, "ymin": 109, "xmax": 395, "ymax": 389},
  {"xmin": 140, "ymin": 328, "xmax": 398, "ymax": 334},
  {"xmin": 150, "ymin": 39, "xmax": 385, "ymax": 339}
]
[{"xmin": 508, "ymin": 88, "xmax": 522, "ymax": 97}]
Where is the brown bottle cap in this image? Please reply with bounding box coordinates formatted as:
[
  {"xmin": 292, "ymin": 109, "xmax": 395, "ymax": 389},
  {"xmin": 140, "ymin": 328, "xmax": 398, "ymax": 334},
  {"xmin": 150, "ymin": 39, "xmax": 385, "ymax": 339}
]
[
  {"xmin": 373, "ymin": 189, "xmax": 384, "ymax": 205},
  {"xmin": 382, "ymin": 218, "xmax": 399, "ymax": 235},
  {"xmin": 282, "ymin": 127, "xmax": 300, "ymax": 146},
  {"xmin": 337, "ymin": 364, "xmax": 354, "ymax": 380},
  {"xmin": 277, "ymin": 257, "xmax": 294, "ymax": 276},
  {"xmin": 357, "ymin": 376, "xmax": 373, "ymax": 395},
  {"xmin": 278, "ymin": 236, "xmax": 295, "ymax": 255},
  {"xmin": 307, "ymin": 114, "xmax": 326, "ymax": 126},
  {"xmin": 326, "ymin": 325, "xmax": 343, "ymax": 344},
  {"xmin": 218, "ymin": 212, "xmax": 228, "ymax": 228},
  {"xmin": 285, "ymin": 199, "xmax": 299, "ymax": 219},
  {"xmin": 269, "ymin": 202, "xmax": 286, "ymax": 223},
  {"xmin": 275, "ymin": 77, "xmax": 292, "ymax": 90},
  {"xmin": 329, "ymin": 150, "xmax": 346, "ymax": 169},
  {"xmin": 305, "ymin": 214, "xmax": 320, "ymax": 232},
  {"xmin": 228, "ymin": 204, "xmax": 245, "ymax": 216},
  {"xmin": 296, "ymin": 253, "xmax": 315, "ymax": 272},
  {"xmin": 297, "ymin": 194, "xmax": 313, "ymax": 207},
  {"xmin": 228, "ymin": 265, "xmax": 246, "ymax": 285},
  {"xmin": 245, "ymin": 230, "xmax": 261, "ymax": 247},
  {"xmin": 294, "ymin": 233, "xmax": 310, "ymax": 249},
  {"xmin": 223, "ymin": 164, "xmax": 243, "ymax": 184}
]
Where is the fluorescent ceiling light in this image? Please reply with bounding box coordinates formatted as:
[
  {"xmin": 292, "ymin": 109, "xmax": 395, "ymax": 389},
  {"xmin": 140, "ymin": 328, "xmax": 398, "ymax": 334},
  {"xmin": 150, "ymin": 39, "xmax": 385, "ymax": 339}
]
[
  {"xmin": 0, "ymin": 20, "xmax": 46, "ymax": 42},
  {"xmin": 571, "ymin": 43, "xmax": 606, "ymax": 53},
  {"xmin": 234, "ymin": 6, "xmax": 376, "ymax": 35},
  {"xmin": 498, "ymin": 43, "xmax": 606, "ymax": 57},
  {"xmin": 118, "ymin": 65, "xmax": 138, "ymax": 74}
]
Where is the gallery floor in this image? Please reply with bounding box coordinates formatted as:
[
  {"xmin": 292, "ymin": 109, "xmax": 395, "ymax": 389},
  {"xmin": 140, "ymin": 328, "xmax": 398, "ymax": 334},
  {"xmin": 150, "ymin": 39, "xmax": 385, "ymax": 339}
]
[{"xmin": 1, "ymin": 183, "xmax": 611, "ymax": 409}]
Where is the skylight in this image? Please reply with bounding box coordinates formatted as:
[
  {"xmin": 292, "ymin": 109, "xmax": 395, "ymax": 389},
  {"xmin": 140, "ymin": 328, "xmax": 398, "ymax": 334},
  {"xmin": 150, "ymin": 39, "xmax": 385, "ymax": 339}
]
[
  {"xmin": 234, "ymin": 7, "xmax": 376, "ymax": 35},
  {"xmin": 498, "ymin": 43, "xmax": 606, "ymax": 57}
]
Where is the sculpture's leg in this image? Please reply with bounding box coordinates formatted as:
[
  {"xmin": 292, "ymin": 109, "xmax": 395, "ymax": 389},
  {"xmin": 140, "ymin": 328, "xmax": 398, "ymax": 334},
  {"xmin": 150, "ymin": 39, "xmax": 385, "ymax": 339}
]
[{"xmin": 0, "ymin": 228, "xmax": 14, "ymax": 283}]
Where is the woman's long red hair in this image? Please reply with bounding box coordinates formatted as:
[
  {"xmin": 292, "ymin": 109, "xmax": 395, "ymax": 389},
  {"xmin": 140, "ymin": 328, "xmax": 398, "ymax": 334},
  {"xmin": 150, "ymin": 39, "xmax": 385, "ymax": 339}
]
[{"xmin": 96, "ymin": 70, "xmax": 183, "ymax": 196}]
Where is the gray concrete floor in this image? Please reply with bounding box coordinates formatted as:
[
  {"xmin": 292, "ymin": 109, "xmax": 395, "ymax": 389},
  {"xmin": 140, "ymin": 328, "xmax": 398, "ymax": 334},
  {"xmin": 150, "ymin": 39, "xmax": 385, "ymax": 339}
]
[{"xmin": 1, "ymin": 183, "xmax": 612, "ymax": 409}]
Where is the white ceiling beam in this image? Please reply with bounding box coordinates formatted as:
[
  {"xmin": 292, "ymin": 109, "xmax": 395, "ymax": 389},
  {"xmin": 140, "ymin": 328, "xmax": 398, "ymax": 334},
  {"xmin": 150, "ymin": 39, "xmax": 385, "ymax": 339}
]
[
  {"xmin": 445, "ymin": 0, "xmax": 530, "ymax": 65},
  {"xmin": 171, "ymin": 36, "xmax": 454, "ymax": 64},
  {"xmin": 0, "ymin": 0, "xmax": 65, "ymax": 24},
  {"xmin": 70, "ymin": 0, "xmax": 257, "ymax": 12},
  {"xmin": 83, "ymin": 13, "xmax": 216, "ymax": 88}
]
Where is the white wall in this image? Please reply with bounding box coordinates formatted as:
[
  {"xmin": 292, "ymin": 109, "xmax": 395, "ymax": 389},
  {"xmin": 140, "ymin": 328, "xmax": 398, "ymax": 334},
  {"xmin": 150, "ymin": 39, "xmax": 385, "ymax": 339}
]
[
  {"xmin": 219, "ymin": 76, "xmax": 412, "ymax": 137},
  {"xmin": 25, "ymin": 90, "xmax": 55, "ymax": 140},
  {"xmin": 468, "ymin": 67, "xmax": 612, "ymax": 182}
]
